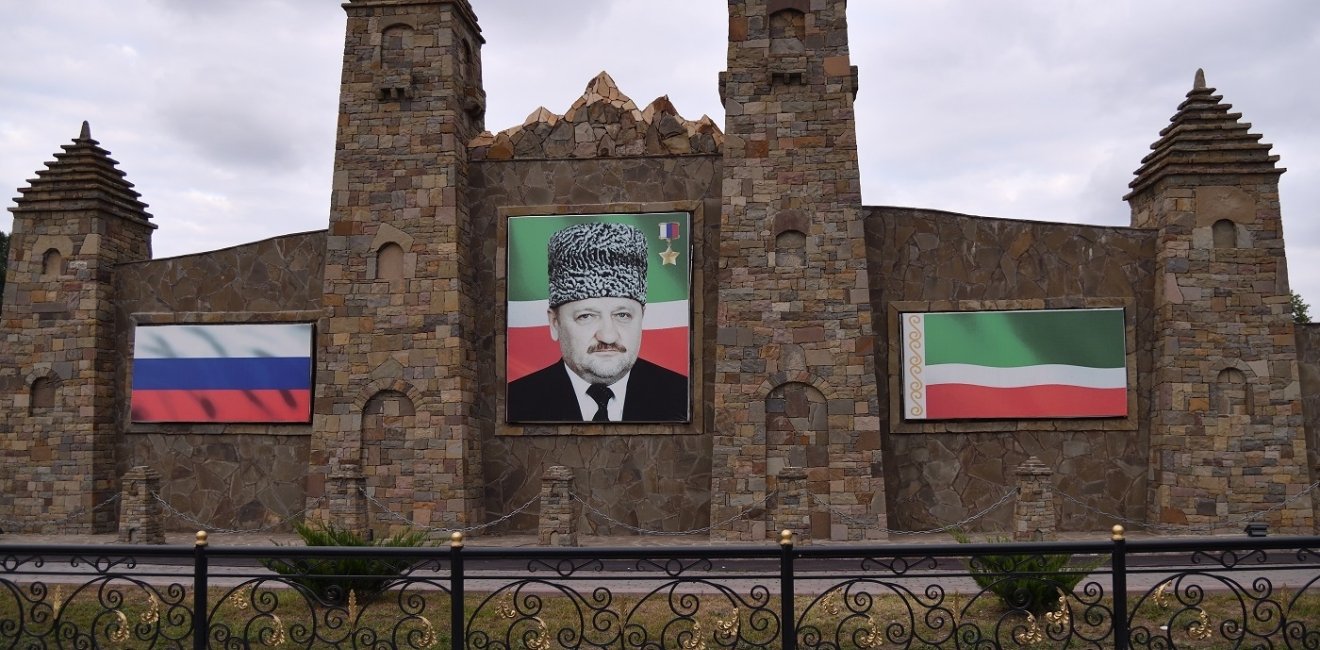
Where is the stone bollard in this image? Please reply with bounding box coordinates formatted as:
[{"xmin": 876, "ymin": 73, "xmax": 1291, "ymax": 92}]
[
  {"xmin": 117, "ymin": 466, "xmax": 165, "ymax": 544},
  {"xmin": 328, "ymin": 464, "xmax": 369, "ymax": 536},
  {"xmin": 539, "ymin": 465, "xmax": 578, "ymax": 547},
  {"xmin": 775, "ymin": 466, "xmax": 811, "ymax": 545},
  {"xmin": 1013, "ymin": 456, "xmax": 1057, "ymax": 541}
]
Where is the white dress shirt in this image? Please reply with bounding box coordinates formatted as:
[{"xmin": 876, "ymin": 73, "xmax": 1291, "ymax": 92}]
[{"xmin": 564, "ymin": 366, "xmax": 632, "ymax": 421}]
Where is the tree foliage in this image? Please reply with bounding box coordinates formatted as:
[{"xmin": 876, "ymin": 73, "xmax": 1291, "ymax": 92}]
[{"xmin": 1293, "ymin": 290, "xmax": 1312, "ymax": 324}]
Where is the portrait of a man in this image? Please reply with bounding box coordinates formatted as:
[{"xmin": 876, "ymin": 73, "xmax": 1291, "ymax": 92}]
[{"xmin": 506, "ymin": 218, "xmax": 690, "ymax": 423}]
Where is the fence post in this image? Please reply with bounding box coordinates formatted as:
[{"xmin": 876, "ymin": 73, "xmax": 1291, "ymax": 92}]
[
  {"xmin": 779, "ymin": 529, "xmax": 796, "ymax": 650},
  {"xmin": 1012, "ymin": 457, "xmax": 1056, "ymax": 541},
  {"xmin": 118, "ymin": 466, "xmax": 165, "ymax": 544},
  {"xmin": 538, "ymin": 465, "xmax": 578, "ymax": 546},
  {"xmin": 328, "ymin": 464, "xmax": 369, "ymax": 537},
  {"xmin": 450, "ymin": 532, "xmax": 464, "ymax": 650},
  {"xmin": 1111, "ymin": 525, "xmax": 1128, "ymax": 650},
  {"xmin": 193, "ymin": 531, "xmax": 209, "ymax": 650}
]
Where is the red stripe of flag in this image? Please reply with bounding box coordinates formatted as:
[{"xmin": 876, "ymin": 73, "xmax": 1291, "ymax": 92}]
[
  {"xmin": 131, "ymin": 390, "xmax": 312, "ymax": 423},
  {"xmin": 507, "ymin": 326, "xmax": 689, "ymax": 382},
  {"xmin": 927, "ymin": 384, "xmax": 1126, "ymax": 419}
]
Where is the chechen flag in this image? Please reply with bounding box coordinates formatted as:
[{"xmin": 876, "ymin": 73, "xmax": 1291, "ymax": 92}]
[
  {"xmin": 902, "ymin": 309, "xmax": 1127, "ymax": 420},
  {"xmin": 130, "ymin": 323, "xmax": 314, "ymax": 423},
  {"xmin": 506, "ymin": 212, "xmax": 690, "ymax": 382}
]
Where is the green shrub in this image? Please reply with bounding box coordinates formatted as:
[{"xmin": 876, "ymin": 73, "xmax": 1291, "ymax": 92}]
[
  {"xmin": 952, "ymin": 531, "xmax": 1102, "ymax": 613},
  {"xmin": 262, "ymin": 521, "xmax": 433, "ymax": 605}
]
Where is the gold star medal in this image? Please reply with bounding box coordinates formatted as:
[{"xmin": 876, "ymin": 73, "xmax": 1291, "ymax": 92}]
[{"xmin": 658, "ymin": 221, "xmax": 681, "ymax": 265}]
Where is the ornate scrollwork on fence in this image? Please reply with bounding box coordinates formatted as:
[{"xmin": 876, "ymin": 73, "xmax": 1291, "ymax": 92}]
[
  {"xmin": 466, "ymin": 554, "xmax": 781, "ymax": 650},
  {"xmin": 3, "ymin": 539, "xmax": 1319, "ymax": 649},
  {"xmin": 798, "ymin": 579, "xmax": 958, "ymax": 648},
  {"xmin": 0, "ymin": 575, "xmax": 192, "ymax": 648},
  {"xmin": 208, "ymin": 572, "xmax": 452, "ymax": 650},
  {"xmin": 1126, "ymin": 547, "xmax": 1320, "ymax": 649}
]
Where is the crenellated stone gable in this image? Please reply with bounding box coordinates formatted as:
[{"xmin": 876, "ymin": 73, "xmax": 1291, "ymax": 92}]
[{"xmin": 469, "ymin": 72, "xmax": 722, "ymax": 161}]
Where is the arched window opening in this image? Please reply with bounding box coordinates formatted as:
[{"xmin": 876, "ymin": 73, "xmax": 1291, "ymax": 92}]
[
  {"xmin": 41, "ymin": 248, "xmax": 64, "ymax": 278},
  {"xmin": 775, "ymin": 230, "xmax": 806, "ymax": 268},
  {"xmin": 769, "ymin": 9, "xmax": 806, "ymax": 54},
  {"xmin": 381, "ymin": 25, "xmax": 414, "ymax": 72},
  {"xmin": 1212, "ymin": 368, "xmax": 1252, "ymax": 416},
  {"xmin": 376, "ymin": 242, "xmax": 405, "ymax": 282},
  {"xmin": 459, "ymin": 40, "xmax": 474, "ymax": 80},
  {"xmin": 30, "ymin": 377, "xmax": 56, "ymax": 415},
  {"xmin": 765, "ymin": 381, "xmax": 829, "ymax": 538},
  {"xmin": 1212, "ymin": 219, "xmax": 1237, "ymax": 249},
  {"xmin": 362, "ymin": 389, "xmax": 416, "ymax": 530}
]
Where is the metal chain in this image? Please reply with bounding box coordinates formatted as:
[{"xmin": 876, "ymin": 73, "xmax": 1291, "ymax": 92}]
[
  {"xmin": 150, "ymin": 492, "xmax": 327, "ymax": 534},
  {"xmin": 0, "ymin": 493, "xmax": 122, "ymax": 532},
  {"xmin": 359, "ymin": 487, "xmax": 540, "ymax": 534},
  {"xmin": 1057, "ymin": 476, "xmax": 1320, "ymax": 534},
  {"xmin": 807, "ymin": 488, "xmax": 1019, "ymax": 536},
  {"xmin": 570, "ymin": 491, "xmax": 779, "ymax": 536}
]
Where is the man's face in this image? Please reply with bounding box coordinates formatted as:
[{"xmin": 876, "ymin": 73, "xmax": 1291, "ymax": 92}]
[{"xmin": 549, "ymin": 297, "xmax": 645, "ymax": 385}]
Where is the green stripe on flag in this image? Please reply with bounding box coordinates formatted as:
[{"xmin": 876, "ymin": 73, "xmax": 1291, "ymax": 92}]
[
  {"xmin": 507, "ymin": 213, "xmax": 691, "ymax": 303},
  {"xmin": 924, "ymin": 309, "xmax": 1125, "ymax": 369}
]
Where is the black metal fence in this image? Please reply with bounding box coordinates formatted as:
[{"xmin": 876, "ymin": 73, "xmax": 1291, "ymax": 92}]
[{"xmin": 2, "ymin": 530, "xmax": 1318, "ymax": 649}]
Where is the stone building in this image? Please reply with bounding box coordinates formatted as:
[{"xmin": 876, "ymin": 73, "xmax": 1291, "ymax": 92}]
[{"xmin": 3, "ymin": 0, "xmax": 1318, "ymax": 539}]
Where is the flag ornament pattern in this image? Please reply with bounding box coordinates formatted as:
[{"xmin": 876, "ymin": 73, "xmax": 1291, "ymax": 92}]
[
  {"xmin": 902, "ymin": 308, "xmax": 1127, "ymax": 420},
  {"xmin": 131, "ymin": 323, "xmax": 314, "ymax": 423},
  {"xmin": 506, "ymin": 212, "xmax": 691, "ymax": 384}
]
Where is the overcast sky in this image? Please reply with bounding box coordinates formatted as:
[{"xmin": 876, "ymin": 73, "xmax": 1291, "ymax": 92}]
[{"xmin": 4, "ymin": 1, "xmax": 1318, "ymax": 302}]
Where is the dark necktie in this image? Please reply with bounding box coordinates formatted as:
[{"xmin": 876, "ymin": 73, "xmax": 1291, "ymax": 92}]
[{"xmin": 586, "ymin": 384, "xmax": 614, "ymax": 422}]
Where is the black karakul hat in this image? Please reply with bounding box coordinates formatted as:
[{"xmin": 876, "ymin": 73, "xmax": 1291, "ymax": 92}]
[{"xmin": 547, "ymin": 222, "xmax": 648, "ymax": 308}]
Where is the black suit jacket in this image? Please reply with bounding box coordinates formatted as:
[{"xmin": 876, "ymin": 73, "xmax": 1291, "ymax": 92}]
[{"xmin": 507, "ymin": 358, "xmax": 688, "ymax": 423}]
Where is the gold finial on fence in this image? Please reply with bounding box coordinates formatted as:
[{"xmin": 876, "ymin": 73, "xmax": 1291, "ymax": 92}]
[
  {"xmin": 780, "ymin": 529, "xmax": 794, "ymax": 546},
  {"xmin": 196, "ymin": 531, "xmax": 209, "ymax": 547},
  {"xmin": 451, "ymin": 531, "xmax": 464, "ymax": 548},
  {"xmin": 1111, "ymin": 525, "xmax": 1125, "ymax": 542}
]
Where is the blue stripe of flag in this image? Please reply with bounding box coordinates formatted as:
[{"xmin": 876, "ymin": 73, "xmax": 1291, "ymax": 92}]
[{"xmin": 132, "ymin": 357, "xmax": 311, "ymax": 391}]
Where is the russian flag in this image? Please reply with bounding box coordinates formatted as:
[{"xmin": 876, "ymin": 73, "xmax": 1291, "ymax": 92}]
[
  {"xmin": 130, "ymin": 323, "xmax": 314, "ymax": 423},
  {"xmin": 659, "ymin": 222, "xmax": 680, "ymax": 240}
]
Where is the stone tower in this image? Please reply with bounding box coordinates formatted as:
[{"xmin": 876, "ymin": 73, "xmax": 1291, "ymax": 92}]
[
  {"xmin": 711, "ymin": 0, "xmax": 885, "ymax": 541},
  {"xmin": 1129, "ymin": 70, "xmax": 1315, "ymax": 533},
  {"xmin": 308, "ymin": 0, "xmax": 486, "ymax": 531},
  {"xmin": 0, "ymin": 122, "xmax": 154, "ymax": 532}
]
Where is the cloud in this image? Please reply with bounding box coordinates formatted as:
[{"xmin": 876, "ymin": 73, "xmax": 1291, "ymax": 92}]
[{"xmin": 3, "ymin": 0, "xmax": 1319, "ymax": 300}]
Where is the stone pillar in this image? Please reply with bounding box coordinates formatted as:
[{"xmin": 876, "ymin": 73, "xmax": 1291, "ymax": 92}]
[
  {"xmin": 538, "ymin": 466, "xmax": 578, "ymax": 547},
  {"xmin": 327, "ymin": 465, "xmax": 368, "ymax": 536},
  {"xmin": 1013, "ymin": 457, "xmax": 1056, "ymax": 542},
  {"xmin": 775, "ymin": 466, "xmax": 811, "ymax": 546},
  {"xmin": 1129, "ymin": 70, "xmax": 1313, "ymax": 533},
  {"xmin": 2, "ymin": 123, "xmax": 154, "ymax": 533},
  {"xmin": 711, "ymin": 0, "xmax": 885, "ymax": 542},
  {"xmin": 117, "ymin": 466, "xmax": 164, "ymax": 544}
]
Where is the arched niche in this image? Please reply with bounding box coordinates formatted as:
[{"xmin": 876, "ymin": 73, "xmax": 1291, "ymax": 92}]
[
  {"xmin": 375, "ymin": 242, "xmax": 405, "ymax": 282},
  {"xmin": 41, "ymin": 248, "xmax": 64, "ymax": 278},
  {"xmin": 769, "ymin": 9, "xmax": 806, "ymax": 54}
]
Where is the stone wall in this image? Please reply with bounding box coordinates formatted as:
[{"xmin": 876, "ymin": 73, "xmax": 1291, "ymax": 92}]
[
  {"xmin": 114, "ymin": 230, "xmax": 326, "ymax": 316},
  {"xmin": 468, "ymin": 154, "xmax": 720, "ymax": 534},
  {"xmin": 111, "ymin": 231, "xmax": 325, "ymax": 530},
  {"xmin": 1297, "ymin": 323, "xmax": 1320, "ymax": 528},
  {"xmin": 866, "ymin": 207, "xmax": 1157, "ymax": 531},
  {"xmin": 117, "ymin": 433, "xmax": 309, "ymax": 532}
]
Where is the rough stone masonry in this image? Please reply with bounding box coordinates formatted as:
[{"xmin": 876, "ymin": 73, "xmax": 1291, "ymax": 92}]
[{"xmin": 2, "ymin": 0, "xmax": 1317, "ymax": 539}]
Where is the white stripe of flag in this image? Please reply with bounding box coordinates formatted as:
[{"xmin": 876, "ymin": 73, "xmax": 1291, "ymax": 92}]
[
  {"xmin": 924, "ymin": 364, "xmax": 1126, "ymax": 390},
  {"xmin": 507, "ymin": 299, "xmax": 689, "ymax": 329}
]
